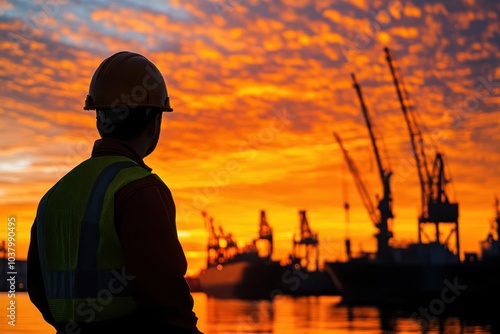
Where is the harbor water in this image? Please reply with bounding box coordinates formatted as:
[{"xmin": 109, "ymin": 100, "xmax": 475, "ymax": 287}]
[{"xmin": 0, "ymin": 292, "xmax": 497, "ymax": 333}]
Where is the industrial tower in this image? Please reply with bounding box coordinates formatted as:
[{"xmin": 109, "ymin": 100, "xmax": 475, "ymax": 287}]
[
  {"xmin": 292, "ymin": 210, "xmax": 320, "ymax": 271},
  {"xmin": 253, "ymin": 210, "xmax": 274, "ymax": 259}
]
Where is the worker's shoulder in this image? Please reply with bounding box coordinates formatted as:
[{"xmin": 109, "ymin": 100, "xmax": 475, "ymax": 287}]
[
  {"xmin": 118, "ymin": 172, "xmax": 172, "ymax": 197},
  {"xmin": 115, "ymin": 173, "xmax": 174, "ymax": 206}
]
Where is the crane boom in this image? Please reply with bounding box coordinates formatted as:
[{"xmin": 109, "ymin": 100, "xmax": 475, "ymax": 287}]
[
  {"xmin": 202, "ymin": 211, "xmax": 221, "ymax": 267},
  {"xmin": 384, "ymin": 47, "xmax": 431, "ymax": 218},
  {"xmin": 334, "ymin": 132, "xmax": 380, "ymax": 226},
  {"xmin": 351, "ymin": 73, "xmax": 386, "ymax": 183},
  {"xmin": 350, "ymin": 74, "xmax": 394, "ymax": 260},
  {"xmin": 202, "ymin": 211, "xmax": 219, "ymax": 249},
  {"xmin": 351, "ymin": 73, "xmax": 394, "ymax": 218}
]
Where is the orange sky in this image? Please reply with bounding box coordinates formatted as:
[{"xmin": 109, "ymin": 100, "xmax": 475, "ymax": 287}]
[{"xmin": 1, "ymin": 0, "xmax": 499, "ymax": 276}]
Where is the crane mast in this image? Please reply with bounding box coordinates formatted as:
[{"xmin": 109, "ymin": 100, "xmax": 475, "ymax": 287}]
[
  {"xmin": 384, "ymin": 47, "xmax": 459, "ymax": 257},
  {"xmin": 351, "ymin": 74, "xmax": 394, "ymax": 261},
  {"xmin": 292, "ymin": 210, "xmax": 319, "ymax": 271},
  {"xmin": 202, "ymin": 211, "xmax": 221, "ymax": 267},
  {"xmin": 202, "ymin": 211, "xmax": 239, "ymax": 266},
  {"xmin": 253, "ymin": 210, "xmax": 273, "ymax": 259},
  {"xmin": 202, "ymin": 211, "xmax": 219, "ymax": 249}
]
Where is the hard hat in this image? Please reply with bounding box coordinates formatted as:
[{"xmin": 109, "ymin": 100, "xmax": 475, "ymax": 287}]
[{"xmin": 84, "ymin": 51, "xmax": 173, "ymax": 112}]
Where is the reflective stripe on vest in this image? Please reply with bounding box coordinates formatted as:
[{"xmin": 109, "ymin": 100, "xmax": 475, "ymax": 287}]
[{"xmin": 35, "ymin": 156, "xmax": 152, "ymax": 323}]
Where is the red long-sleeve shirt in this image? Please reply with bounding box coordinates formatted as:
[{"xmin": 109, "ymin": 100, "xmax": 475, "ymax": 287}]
[{"xmin": 28, "ymin": 137, "xmax": 202, "ymax": 333}]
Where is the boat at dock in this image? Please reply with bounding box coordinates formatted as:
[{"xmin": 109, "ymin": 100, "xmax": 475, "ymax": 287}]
[
  {"xmin": 197, "ymin": 210, "xmax": 284, "ymax": 300},
  {"xmin": 278, "ymin": 210, "xmax": 338, "ymax": 297},
  {"xmin": 325, "ymin": 199, "xmax": 500, "ymax": 308}
]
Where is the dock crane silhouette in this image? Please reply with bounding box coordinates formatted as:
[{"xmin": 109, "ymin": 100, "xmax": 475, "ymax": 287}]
[
  {"xmin": 202, "ymin": 211, "xmax": 238, "ymax": 266},
  {"xmin": 384, "ymin": 47, "xmax": 459, "ymax": 258},
  {"xmin": 253, "ymin": 210, "xmax": 273, "ymax": 260},
  {"xmin": 351, "ymin": 73, "xmax": 394, "ymax": 261},
  {"xmin": 291, "ymin": 210, "xmax": 320, "ymax": 271},
  {"xmin": 333, "ymin": 72, "xmax": 395, "ymax": 261}
]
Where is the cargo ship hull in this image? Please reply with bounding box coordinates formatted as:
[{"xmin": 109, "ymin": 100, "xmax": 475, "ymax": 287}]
[
  {"xmin": 324, "ymin": 260, "xmax": 500, "ymax": 309},
  {"xmin": 279, "ymin": 267, "xmax": 338, "ymax": 296},
  {"xmin": 198, "ymin": 259, "xmax": 284, "ymax": 300}
]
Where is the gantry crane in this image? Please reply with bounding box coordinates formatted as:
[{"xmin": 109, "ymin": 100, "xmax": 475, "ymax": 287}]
[
  {"xmin": 351, "ymin": 73, "xmax": 394, "ymax": 261},
  {"xmin": 292, "ymin": 210, "xmax": 319, "ymax": 271},
  {"xmin": 202, "ymin": 211, "xmax": 221, "ymax": 267},
  {"xmin": 384, "ymin": 47, "xmax": 459, "ymax": 258},
  {"xmin": 253, "ymin": 210, "xmax": 273, "ymax": 259},
  {"xmin": 218, "ymin": 226, "xmax": 238, "ymax": 250},
  {"xmin": 202, "ymin": 211, "xmax": 238, "ymax": 266}
]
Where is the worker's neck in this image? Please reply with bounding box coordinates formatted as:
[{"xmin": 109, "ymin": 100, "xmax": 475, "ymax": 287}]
[{"xmin": 124, "ymin": 136, "xmax": 151, "ymax": 159}]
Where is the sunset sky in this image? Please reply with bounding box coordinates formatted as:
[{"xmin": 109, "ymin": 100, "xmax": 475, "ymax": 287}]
[{"xmin": 1, "ymin": 0, "xmax": 499, "ymax": 276}]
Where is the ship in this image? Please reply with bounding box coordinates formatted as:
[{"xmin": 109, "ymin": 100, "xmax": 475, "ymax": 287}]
[
  {"xmin": 324, "ymin": 47, "xmax": 500, "ymax": 310},
  {"xmin": 278, "ymin": 210, "xmax": 338, "ymax": 296},
  {"xmin": 197, "ymin": 210, "xmax": 284, "ymax": 300},
  {"xmin": 455, "ymin": 198, "xmax": 500, "ymax": 306},
  {"xmin": 325, "ymin": 199, "xmax": 500, "ymax": 309}
]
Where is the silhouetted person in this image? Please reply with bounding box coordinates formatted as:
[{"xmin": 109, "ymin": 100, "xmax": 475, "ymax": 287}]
[{"xmin": 27, "ymin": 51, "xmax": 203, "ymax": 334}]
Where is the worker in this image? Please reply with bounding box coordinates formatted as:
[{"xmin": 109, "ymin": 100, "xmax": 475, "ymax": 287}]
[{"xmin": 27, "ymin": 51, "xmax": 203, "ymax": 334}]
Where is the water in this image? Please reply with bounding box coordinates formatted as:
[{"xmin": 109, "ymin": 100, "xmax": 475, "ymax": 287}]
[{"xmin": 0, "ymin": 292, "xmax": 496, "ymax": 333}]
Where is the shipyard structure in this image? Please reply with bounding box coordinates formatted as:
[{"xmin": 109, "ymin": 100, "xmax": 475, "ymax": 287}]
[{"xmin": 324, "ymin": 47, "xmax": 500, "ymax": 310}]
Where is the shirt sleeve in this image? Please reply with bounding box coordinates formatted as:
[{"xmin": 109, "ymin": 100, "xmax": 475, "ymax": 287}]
[{"xmin": 115, "ymin": 175, "xmax": 202, "ymax": 333}]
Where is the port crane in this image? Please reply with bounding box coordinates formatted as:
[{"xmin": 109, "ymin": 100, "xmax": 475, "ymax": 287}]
[
  {"xmin": 384, "ymin": 47, "xmax": 460, "ymax": 258},
  {"xmin": 252, "ymin": 210, "xmax": 273, "ymax": 259},
  {"xmin": 202, "ymin": 211, "xmax": 238, "ymax": 266},
  {"xmin": 202, "ymin": 211, "xmax": 221, "ymax": 267},
  {"xmin": 292, "ymin": 210, "xmax": 320, "ymax": 271},
  {"xmin": 351, "ymin": 73, "xmax": 394, "ymax": 261},
  {"xmin": 334, "ymin": 131, "xmax": 392, "ymax": 261},
  {"xmin": 218, "ymin": 226, "xmax": 238, "ymax": 250},
  {"xmin": 333, "ymin": 72, "xmax": 395, "ymax": 261}
]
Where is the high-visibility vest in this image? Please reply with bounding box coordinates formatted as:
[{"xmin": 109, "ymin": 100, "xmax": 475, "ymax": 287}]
[{"xmin": 35, "ymin": 156, "xmax": 153, "ymax": 323}]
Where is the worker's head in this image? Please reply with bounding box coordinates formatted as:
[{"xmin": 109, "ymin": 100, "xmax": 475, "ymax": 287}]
[{"xmin": 84, "ymin": 51, "xmax": 173, "ymax": 156}]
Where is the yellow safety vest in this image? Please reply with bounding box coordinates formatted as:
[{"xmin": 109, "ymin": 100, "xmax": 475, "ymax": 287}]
[{"xmin": 35, "ymin": 156, "xmax": 152, "ymax": 323}]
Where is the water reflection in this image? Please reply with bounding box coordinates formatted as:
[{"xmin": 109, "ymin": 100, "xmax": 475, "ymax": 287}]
[
  {"xmin": 0, "ymin": 293, "xmax": 497, "ymax": 334},
  {"xmin": 200, "ymin": 294, "xmax": 498, "ymax": 334},
  {"xmin": 335, "ymin": 301, "xmax": 498, "ymax": 334}
]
